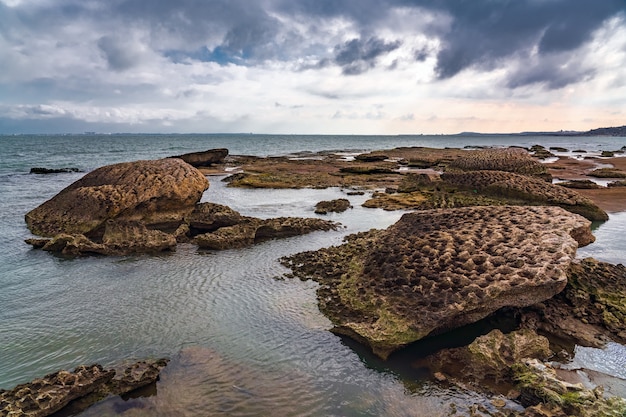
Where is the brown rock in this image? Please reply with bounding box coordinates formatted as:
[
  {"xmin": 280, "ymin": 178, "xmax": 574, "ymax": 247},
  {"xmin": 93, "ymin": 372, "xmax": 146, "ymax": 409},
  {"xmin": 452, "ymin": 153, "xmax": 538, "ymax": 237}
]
[
  {"xmin": 282, "ymin": 205, "xmax": 593, "ymax": 359},
  {"xmin": 520, "ymin": 258, "xmax": 626, "ymax": 347},
  {"xmin": 171, "ymin": 148, "xmax": 229, "ymax": 167},
  {"xmin": 0, "ymin": 359, "xmax": 168, "ymax": 417},
  {"xmin": 446, "ymin": 148, "xmax": 551, "ymax": 181},
  {"xmin": 441, "ymin": 170, "xmax": 608, "ymax": 221},
  {"xmin": 25, "ymin": 158, "xmax": 209, "ymax": 238},
  {"xmin": 187, "ymin": 202, "xmax": 245, "ymax": 234},
  {"xmin": 195, "ymin": 217, "xmax": 339, "ymax": 250},
  {"xmin": 428, "ymin": 329, "xmax": 551, "ymax": 386},
  {"xmin": 314, "ymin": 198, "xmax": 351, "ymax": 214}
]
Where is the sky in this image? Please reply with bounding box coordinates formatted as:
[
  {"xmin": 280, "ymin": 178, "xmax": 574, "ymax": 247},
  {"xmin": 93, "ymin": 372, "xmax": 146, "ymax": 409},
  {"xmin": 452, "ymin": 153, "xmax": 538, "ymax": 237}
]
[{"xmin": 1, "ymin": 0, "xmax": 625, "ymax": 135}]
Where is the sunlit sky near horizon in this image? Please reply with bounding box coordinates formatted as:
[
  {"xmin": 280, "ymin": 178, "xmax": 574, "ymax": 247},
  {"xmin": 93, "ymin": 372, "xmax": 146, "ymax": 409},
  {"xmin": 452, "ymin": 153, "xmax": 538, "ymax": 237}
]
[{"xmin": 1, "ymin": 0, "xmax": 625, "ymax": 135}]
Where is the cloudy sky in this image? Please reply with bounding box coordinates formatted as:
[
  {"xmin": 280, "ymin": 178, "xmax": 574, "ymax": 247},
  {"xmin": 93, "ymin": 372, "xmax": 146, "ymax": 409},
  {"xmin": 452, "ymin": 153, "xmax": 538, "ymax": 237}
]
[{"xmin": 1, "ymin": 0, "xmax": 625, "ymax": 134}]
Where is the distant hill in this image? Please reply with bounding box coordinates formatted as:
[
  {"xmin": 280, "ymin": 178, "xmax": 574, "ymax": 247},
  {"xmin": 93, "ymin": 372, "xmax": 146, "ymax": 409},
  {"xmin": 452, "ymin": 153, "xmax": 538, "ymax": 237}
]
[{"xmin": 584, "ymin": 125, "xmax": 626, "ymax": 136}]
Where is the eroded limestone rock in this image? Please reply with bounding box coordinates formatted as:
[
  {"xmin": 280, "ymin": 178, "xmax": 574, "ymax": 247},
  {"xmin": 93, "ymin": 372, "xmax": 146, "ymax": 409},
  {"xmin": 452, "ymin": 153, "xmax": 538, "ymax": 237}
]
[
  {"xmin": 314, "ymin": 198, "xmax": 351, "ymax": 214},
  {"xmin": 195, "ymin": 216, "xmax": 339, "ymax": 250},
  {"xmin": 25, "ymin": 158, "xmax": 209, "ymax": 238},
  {"xmin": 441, "ymin": 170, "xmax": 608, "ymax": 221},
  {"xmin": 446, "ymin": 148, "xmax": 551, "ymax": 181},
  {"xmin": 171, "ymin": 148, "xmax": 229, "ymax": 167},
  {"xmin": 0, "ymin": 359, "xmax": 168, "ymax": 417},
  {"xmin": 520, "ymin": 258, "xmax": 626, "ymax": 347},
  {"xmin": 282, "ymin": 205, "xmax": 594, "ymax": 359}
]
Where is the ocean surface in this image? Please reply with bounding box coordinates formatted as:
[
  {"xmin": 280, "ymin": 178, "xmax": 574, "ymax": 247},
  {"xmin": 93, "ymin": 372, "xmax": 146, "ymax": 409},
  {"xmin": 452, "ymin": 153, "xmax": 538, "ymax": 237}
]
[{"xmin": 1, "ymin": 133, "xmax": 625, "ymax": 416}]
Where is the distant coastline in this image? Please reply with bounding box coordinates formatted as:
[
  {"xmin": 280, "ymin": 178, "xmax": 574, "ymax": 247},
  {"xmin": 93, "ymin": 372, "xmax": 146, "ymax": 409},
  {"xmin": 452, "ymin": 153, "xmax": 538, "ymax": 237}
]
[{"xmin": 2, "ymin": 125, "xmax": 626, "ymax": 138}]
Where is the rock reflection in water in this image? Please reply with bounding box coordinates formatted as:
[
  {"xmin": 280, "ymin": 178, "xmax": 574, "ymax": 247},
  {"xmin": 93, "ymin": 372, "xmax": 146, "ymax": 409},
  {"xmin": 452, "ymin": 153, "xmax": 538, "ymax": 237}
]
[{"xmin": 73, "ymin": 345, "xmax": 478, "ymax": 416}]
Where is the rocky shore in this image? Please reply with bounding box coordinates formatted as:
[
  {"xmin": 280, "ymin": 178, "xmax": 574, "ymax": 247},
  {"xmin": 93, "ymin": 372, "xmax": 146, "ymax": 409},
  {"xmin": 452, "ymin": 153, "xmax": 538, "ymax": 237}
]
[
  {"xmin": 0, "ymin": 359, "xmax": 168, "ymax": 417},
  {"xmin": 24, "ymin": 158, "xmax": 338, "ymax": 256},
  {"xmin": 19, "ymin": 144, "xmax": 626, "ymax": 415}
]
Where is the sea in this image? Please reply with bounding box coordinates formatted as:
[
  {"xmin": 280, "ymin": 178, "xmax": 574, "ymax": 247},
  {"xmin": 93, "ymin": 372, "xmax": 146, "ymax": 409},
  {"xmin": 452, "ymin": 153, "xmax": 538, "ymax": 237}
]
[{"xmin": 1, "ymin": 133, "xmax": 625, "ymax": 416}]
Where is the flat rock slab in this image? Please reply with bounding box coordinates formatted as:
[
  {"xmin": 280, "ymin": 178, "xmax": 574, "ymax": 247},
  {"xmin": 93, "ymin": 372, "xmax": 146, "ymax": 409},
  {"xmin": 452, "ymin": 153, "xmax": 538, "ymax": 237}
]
[{"xmin": 282, "ymin": 205, "xmax": 594, "ymax": 359}]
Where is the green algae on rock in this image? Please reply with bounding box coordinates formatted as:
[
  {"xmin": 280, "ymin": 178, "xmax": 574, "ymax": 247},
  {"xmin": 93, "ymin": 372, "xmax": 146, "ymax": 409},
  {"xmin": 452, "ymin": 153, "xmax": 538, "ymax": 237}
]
[
  {"xmin": 520, "ymin": 258, "xmax": 626, "ymax": 348},
  {"xmin": 441, "ymin": 170, "xmax": 608, "ymax": 221},
  {"xmin": 282, "ymin": 205, "xmax": 594, "ymax": 359}
]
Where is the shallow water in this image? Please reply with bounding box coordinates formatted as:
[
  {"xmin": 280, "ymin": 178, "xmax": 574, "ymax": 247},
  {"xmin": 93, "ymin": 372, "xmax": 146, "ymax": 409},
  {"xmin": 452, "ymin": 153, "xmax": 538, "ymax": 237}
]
[{"xmin": 1, "ymin": 134, "xmax": 624, "ymax": 415}]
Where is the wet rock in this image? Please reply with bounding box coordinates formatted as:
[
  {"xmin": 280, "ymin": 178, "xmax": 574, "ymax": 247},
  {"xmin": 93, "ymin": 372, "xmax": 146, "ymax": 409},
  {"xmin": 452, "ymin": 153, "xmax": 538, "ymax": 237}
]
[
  {"xmin": 397, "ymin": 172, "xmax": 439, "ymax": 193},
  {"xmin": 355, "ymin": 153, "xmax": 389, "ymax": 162},
  {"xmin": 315, "ymin": 198, "xmax": 351, "ymax": 214},
  {"xmin": 549, "ymin": 147, "xmax": 569, "ymax": 152},
  {"xmin": 339, "ymin": 165, "xmax": 396, "ymax": 175},
  {"xmin": 171, "ymin": 148, "xmax": 229, "ymax": 167},
  {"xmin": 282, "ymin": 205, "xmax": 593, "ymax": 359},
  {"xmin": 587, "ymin": 168, "xmax": 626, "ymax": 179},
  {"xmin": 30, "ymin": 167, "xmax": 82, "ymax": 174},
  {"xmin": 25, "ymin": 158, "xmax": 209, "ymax": 238},
  {"xmin": 428, "ymin": 329, "xmax": 551, "ymax": 386},
  {"xmin": 600, "ymin": 150, "xmax": 615, "ymax": 157},
  {"xmin": 0, "ymin": 359, "xmax": 168, "ymax": 417},
  {"xmin": 520, "ymin": 258, "xmax": 626, "ymax": 347},
  {"xmin": 195, "ymin": 217, "xmax": 339, "ymax": 250},
  {"xmin": 556, "ymin": 180, "xmax": 602, "ymax": 189},
  {"xmin": 607, "ymin": 180, "xmax": 626, "ymax": 187},
  {"xmin": 529, "ymin": 145, "xmax": 556, "ymax": 160},
  {"xmin": 441, "ymin": 170, "xmax": 608, "ymax": 221},
  {"xmin": 187, "ymin": 202, "xmax": 245, "ymax": 234},
  {"xmin": 514, "ymin": 359, "xmax": 626, "ymax": 417}
]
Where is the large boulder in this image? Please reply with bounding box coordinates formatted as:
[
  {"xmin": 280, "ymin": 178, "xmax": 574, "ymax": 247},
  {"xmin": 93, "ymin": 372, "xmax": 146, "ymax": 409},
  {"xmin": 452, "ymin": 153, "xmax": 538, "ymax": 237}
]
[
  {"xmin": 171, "ymin": 148, "xmax": 228, "ymax": 167},
  {"xmin": 282, "ymin": 205, "xmax": 594, "ymax": 359},
  {"xmin": 25, "ymin": 158, "xmax": 209, "ymax": 239}
]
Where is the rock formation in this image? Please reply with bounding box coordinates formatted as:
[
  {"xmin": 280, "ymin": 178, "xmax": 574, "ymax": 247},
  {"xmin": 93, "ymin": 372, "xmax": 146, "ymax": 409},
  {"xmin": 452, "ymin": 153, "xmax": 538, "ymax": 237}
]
[
  {"xmin": 520, "ymin": 258, "xmax": 626, "ymax": 347},
  {"xmin": 25, "ymin": 158, "xmax": 209, "ymax": 238},
  {"xmin": 314, "ymin": 198, "xmax": 351, "ymax": 214},
  {"xmin": 446, "ymin": 148, "xmax": 552, "ymax": 181},
  {"xmin": 171, "ymin": 148, "xmax": 229, "ymax": 167},
  {"xmin": 282, "ymin": 205, "xmax": 594, "ymax": 359},
  {"xmin": 441, "ymin": 170, "xmax": 608, "ymax": 221},
  {"xmin": 0, "ymin": 359, "xmax": 168, "ymax": 417},
  {"xmin": 194, "ymin": 213, "xmax": 339, "ymax": 250},
  {"xmin": 25, "ymin": 161, "xmax": 338, "ymax": 256}
]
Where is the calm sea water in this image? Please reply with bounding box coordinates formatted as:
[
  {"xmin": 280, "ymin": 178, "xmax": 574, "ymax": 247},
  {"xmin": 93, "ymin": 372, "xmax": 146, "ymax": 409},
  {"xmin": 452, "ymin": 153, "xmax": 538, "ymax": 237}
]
[{"xmin": 1, "ymin": 134, "xmax": 625, "ymax": 416}]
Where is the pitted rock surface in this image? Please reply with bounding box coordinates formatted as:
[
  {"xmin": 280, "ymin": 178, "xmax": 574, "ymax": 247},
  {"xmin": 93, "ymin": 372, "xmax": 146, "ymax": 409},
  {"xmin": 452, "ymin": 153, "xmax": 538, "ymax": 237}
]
[
  {"xmin": 445, "ymin": 148, "xmax": 551, "ymax": 181},
  {"xmin": 0, "ymin": 359, "xmax": 168, "ymax": 417},
  {"xmin": 25, "ymin": 158, "xmax": 209, "ymax": 238},
  {"xmin": 282, "ymin": 205, "xmax": 594, "ymax": 359},
  {"xmin": 441, "ymin": 170, "xmax": 608, "ymax": 221}
]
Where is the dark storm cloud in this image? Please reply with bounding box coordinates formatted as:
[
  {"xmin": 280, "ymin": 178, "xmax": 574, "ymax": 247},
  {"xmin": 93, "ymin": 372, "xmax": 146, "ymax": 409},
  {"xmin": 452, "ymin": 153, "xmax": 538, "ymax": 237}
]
[
  {"xmin": 334, "ymin": 37, "xmax": 402, "ymax": 75},
  {"xmin": 277, "ymin": 0, "xmax": 625, "ymax": 88},
  {"xmin": 416, "ymin": 0, "xmax": 625, "ymax": 86}
]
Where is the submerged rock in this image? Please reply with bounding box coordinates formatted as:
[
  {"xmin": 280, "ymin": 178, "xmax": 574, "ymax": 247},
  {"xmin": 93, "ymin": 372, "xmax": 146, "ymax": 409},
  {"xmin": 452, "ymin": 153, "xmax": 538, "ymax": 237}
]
[
  {"xmin": 282, "ymin": 205, "xmax": 594, "ymax": 359},
  {"xmin": 0, "ymin": 359, "xmax": 168, "ymax": 417},
  {"xmin": 30, "ymin": 167, "xmax": 82, "ymax": 174}
]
